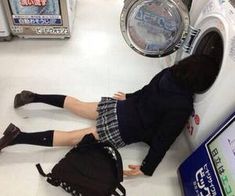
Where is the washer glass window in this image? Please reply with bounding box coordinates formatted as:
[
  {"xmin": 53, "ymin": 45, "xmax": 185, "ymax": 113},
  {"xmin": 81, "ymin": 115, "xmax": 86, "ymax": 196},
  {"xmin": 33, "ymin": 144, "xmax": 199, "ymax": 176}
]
[{"xmin": 121, "ymin": 0, "xmax": 189, "ymax": 57}]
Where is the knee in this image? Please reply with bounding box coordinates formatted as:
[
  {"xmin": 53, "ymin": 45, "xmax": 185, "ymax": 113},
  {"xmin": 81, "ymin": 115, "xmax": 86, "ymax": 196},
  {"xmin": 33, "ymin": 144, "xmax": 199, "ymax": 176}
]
[
  {"xmin": 83, "ymin": 127, "xmax": 99, "ymax": 141},
  {"xmin": 68, "ymin": 127, "xmax": 99, "ymax": 146},
  {"xmin": 91, "ymin": 127, "xmax": 99, "ymax": 140}
]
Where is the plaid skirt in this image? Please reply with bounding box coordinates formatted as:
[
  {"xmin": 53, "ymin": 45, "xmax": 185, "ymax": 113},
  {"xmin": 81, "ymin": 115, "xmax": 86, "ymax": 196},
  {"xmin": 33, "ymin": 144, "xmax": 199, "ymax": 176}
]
[{"xmin": 96, "ymin": 97, "xmax": 126, "ymax": 149}]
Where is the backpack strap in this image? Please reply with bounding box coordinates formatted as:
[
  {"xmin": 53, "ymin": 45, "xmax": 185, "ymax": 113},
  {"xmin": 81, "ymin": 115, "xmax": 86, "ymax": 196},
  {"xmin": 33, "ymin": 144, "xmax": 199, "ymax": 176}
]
[
  {"xmin": 112, "ymin": 183, "xmax": 126, "ymax": 196},
  {"xmin": 36, "ymin": 163, "xmax": 48, "ymax": 177},
  {"xmin": 36, "ymin": 163, "xmax": 61, "ymax": 186}
]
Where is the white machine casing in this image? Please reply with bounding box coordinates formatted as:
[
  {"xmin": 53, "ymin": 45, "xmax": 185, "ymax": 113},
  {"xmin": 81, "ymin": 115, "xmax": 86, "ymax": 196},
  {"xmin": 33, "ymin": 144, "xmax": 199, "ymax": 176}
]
[
  {"xmin": 2, "ymin": 0, "xmax": 77, "ymax": 39},
  {"xmin": 175, "ymin": 0, "xmax": 235, "ymax": 149},
  {"xmin": 0, "ymin": 1, "xmax": 11, "ymax": 41}
]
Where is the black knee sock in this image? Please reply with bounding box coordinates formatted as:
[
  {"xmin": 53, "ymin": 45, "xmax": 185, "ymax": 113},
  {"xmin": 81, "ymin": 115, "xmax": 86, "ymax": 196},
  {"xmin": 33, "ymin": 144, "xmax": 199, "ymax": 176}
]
[
  {"xmin": 10, "ymin": 130, "xmax": 54, "ymax": 147},
  {"xmin": 33, "ymin": 94, "xmax": 66, "ymax": 108}
]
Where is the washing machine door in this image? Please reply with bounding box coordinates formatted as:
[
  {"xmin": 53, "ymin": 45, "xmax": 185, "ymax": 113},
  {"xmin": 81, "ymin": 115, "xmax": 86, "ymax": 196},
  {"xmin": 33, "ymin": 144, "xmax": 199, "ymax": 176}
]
[{"xmin": 120, "ymin": 0, "xmax": 190, "ymax": 57}]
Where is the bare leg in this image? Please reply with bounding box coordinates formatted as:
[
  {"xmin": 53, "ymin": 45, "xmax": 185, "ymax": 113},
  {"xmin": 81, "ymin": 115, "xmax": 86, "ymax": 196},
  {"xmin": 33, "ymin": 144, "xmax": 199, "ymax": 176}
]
[
  {"xmin": 53, "ymin": 127, "xmax": 99, "ymax": 146},
  {"xmin": 64, "ymin": 96, "xmax": 98, "ymax": 120}
]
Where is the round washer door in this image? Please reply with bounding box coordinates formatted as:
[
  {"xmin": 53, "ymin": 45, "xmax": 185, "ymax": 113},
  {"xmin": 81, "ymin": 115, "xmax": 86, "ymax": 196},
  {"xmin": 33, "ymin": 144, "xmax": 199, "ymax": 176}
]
[{"xmin": 120, "ymin": 0, "xmax": 190, "ymax": 57}]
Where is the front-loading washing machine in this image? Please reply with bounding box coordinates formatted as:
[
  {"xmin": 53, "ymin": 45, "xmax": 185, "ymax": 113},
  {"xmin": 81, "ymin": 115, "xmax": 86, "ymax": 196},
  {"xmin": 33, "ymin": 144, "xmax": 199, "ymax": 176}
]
[
  {"xmin": 120, "ymin": 0, "xmax": 206, "ymax": 57},
  {"xmin": 174, "ymin": 0, "xmax": 235, "ymax": 149},
  {"xmin": 120, "ymin": 0, "xmax": 235, "ymax": 149},
  {"xmin": 120, "ymin": 0, "xmax": 190, "ymax": 57}
]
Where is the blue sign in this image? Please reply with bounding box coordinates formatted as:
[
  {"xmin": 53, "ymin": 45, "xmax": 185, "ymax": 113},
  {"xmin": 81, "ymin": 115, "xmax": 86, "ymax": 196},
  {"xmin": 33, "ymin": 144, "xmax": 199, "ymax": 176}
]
[
  {"xmin": 178, "ymin": 112, "xmax": 235, "ymax": 196},
  {"xmin": 13, "ymin": 16, "xmax": 62, "ymax": 25}
]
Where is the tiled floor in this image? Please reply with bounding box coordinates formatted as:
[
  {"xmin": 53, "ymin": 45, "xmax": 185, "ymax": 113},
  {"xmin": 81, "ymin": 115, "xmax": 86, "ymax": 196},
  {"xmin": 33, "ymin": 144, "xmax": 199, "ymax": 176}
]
[{"xmin": 0, "ymin": 0, "xmax": 191, "ymax": 195}]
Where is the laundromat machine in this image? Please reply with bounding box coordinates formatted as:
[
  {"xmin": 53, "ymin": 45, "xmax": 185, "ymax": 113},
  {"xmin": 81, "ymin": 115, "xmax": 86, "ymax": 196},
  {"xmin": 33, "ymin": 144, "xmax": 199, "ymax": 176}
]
[
  {"xmin": 175, "ymin": 0, "xmax": 235, "ymax": 149},
  {"xmin": 120, "ymin": 0, "xmax": 194, "ymax": 57},
  {"xmin": 0, "ymin": 1, "xmax": 12, "ymax": 41},
  {"xmin": 2, "ymin": 0, "xmax": 77, "ymax": 39},
  {"xmin": 120, "ymin": 0, "xmax": 235, "ymax": 149}
]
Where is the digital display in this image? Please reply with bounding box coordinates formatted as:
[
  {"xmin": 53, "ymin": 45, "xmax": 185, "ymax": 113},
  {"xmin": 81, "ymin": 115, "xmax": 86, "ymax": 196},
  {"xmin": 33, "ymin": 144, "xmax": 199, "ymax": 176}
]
[
  {"xmin": 207, "ymin": 119, "xmax": 235, "ymax": 196},
  {"xmin": 8, "ymin": 0, "xmax": 62, "ymax": 26}
]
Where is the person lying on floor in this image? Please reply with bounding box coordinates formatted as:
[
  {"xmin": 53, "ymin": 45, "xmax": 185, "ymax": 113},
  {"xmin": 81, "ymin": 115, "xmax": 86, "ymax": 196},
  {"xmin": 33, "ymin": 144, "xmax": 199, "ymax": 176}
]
[{"xmin": 0, "ymin": 55, "xmax": 218, "ymax": 177}]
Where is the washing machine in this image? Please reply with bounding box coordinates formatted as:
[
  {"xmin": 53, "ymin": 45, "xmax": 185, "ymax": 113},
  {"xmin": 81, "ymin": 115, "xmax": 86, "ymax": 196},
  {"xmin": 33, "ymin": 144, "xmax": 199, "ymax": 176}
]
[
  {"xmin": 120, "ymin": 0, "xmax": 235, "ymax": 150},
  {"xmin": 174, "ymin": 0, "xmax": 235, "ymax": 149},
  {"xmin": 0, "ymin": 0, "xmax": 12, "ymax": 41},
  {"xmin": 2, "ymin": 0, "xmax": 77, "ymax": 39},
  {"xmin": 120, "ymin": 0, "xmax": 206, "ymax": 57}
]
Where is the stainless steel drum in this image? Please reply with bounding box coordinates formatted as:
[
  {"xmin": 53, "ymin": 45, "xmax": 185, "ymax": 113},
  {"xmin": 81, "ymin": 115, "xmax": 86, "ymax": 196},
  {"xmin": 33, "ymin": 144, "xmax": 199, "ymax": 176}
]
[{"xmin": 120, "ymin": 0, "xmax": 190, "ymax": 57}]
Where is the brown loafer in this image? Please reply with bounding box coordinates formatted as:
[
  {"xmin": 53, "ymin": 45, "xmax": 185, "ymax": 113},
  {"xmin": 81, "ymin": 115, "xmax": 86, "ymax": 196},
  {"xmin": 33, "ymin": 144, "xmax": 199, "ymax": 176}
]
[
  {"xmin": 0, "ymin": 123, "xmax": 21, "ymax": 151},
  {"xmin": 14, "ymin": 90, "xmax": 35, "ymax": 108}
]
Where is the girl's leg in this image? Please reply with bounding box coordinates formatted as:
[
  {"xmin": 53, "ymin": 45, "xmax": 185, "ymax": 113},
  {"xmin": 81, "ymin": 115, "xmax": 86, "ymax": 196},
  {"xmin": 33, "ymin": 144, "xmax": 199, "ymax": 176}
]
[
  {"xmin": 0, "ymin": 124, "xmax": 99, "ymax": 151},
  {"xmin": 53, "ymin": 127, "xmax": 99, "ymax": 146},
  {"xmin": 64, "ymin": 96, "xmax": 98, "ymax": 120},
  {"xmin": 14, "ymin": 91, "xmax": 99, "ymax": 120},
  {"xmin": 0, "ymin": 124, "xmax": 54, "ymax": 150}
]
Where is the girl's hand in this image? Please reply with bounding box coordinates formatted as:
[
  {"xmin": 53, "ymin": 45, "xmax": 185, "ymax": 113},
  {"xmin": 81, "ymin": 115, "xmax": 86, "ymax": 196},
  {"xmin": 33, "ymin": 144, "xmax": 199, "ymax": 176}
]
[
  {"xmin": 113, "ymin": 92, "xmax": 126, "ymax": 101},
  {"xmin": 123, "ymin": 165, "xmax": 144, "ymax": 177}
]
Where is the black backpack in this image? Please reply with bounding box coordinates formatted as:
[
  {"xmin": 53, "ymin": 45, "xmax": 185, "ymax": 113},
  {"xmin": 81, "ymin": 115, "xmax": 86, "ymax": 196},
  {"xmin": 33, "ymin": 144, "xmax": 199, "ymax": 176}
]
[{"xmin": 36, "ymin": 134, "xmax": 126, "ymax": 196}]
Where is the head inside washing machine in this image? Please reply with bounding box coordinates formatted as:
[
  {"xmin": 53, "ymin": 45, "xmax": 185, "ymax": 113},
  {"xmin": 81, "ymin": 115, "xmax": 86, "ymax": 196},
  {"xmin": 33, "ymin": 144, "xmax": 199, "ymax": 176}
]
[{"xmin": 171, "ymin": 54, "xmax": 219, "ymax": 94}]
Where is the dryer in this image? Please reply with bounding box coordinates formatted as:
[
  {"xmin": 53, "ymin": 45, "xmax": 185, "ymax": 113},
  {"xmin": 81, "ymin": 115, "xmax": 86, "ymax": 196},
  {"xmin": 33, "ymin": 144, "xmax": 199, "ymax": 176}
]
[{"xmin": 175, "ymin": 0, "xmax": 235, "ymax": 149}]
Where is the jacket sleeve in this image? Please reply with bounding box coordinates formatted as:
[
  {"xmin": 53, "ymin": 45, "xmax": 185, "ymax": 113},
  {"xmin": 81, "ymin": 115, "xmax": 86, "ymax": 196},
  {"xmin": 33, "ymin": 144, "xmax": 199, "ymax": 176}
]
[{"xmin": 140, "ymin": 110, "xmax": 191, "ymax": 176}]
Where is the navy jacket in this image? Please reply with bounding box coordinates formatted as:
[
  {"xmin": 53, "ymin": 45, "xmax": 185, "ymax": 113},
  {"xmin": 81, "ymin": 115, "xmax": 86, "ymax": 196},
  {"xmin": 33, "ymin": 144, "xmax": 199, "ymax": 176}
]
[{"xmin": 116, "ymin": 67, "xmax": 193, "ymax": 176}]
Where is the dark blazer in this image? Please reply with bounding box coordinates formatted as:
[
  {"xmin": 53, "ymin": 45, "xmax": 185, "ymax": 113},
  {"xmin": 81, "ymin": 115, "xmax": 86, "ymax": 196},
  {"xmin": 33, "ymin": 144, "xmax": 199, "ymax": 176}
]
[{"xmin": 116, "ymin": 67, "xmax": 193, "ymax": 176}]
